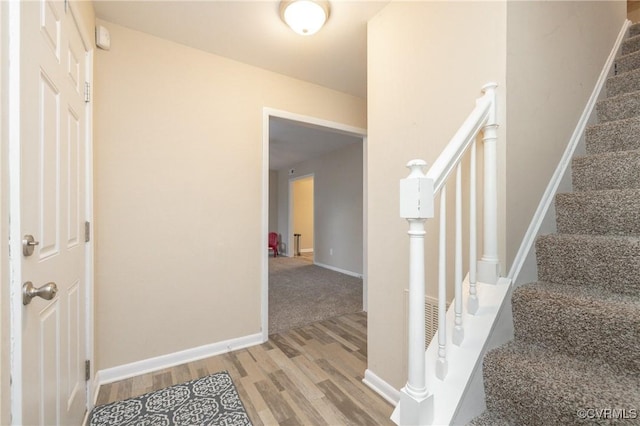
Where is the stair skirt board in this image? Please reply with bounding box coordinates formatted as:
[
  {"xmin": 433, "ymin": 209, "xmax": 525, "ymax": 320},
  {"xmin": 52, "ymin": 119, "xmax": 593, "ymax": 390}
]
[{"xmin": 470, "ymin": 19, "xmax": 640, "ymax": 425}]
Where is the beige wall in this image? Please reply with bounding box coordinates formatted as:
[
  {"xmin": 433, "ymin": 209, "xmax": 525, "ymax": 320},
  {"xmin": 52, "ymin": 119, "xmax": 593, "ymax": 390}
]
[
  {"xmin": 292, "ymin": 177, "xmax": 314, "ymax": 251},
  {"xmin": 367, "ymin": 1, "xmax": 507, "ymax": 389},
  {"xmin": 629, "ymin": 0, "xmax": 640, "ymax": 22},
  {"xmin": 277, "ymin": 142, "xmax": 363, "ymax": 274},
  {"xmin": 505, "ymin": 1, "xmax": 626, "ymax": 271},
  {"xmin": 94, "ymin": 20, "xmax": 366, "ymax": 370}
]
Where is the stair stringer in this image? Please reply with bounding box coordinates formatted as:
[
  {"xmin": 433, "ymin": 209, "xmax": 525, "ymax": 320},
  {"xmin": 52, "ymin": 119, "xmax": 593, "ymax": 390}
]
[
  {"xmin": 390, "ymin": 276, "xmax": 512, "ymax": 425},
  {"xmin": 450, "ymin": 18, "xmax": 632, "ymax": 426}
]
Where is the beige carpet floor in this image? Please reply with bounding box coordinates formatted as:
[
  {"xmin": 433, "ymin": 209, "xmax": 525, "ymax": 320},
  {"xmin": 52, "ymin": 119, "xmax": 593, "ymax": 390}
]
[{"xmin": 268, "ymin": 255, "xmax": 363, "ymax": 335}]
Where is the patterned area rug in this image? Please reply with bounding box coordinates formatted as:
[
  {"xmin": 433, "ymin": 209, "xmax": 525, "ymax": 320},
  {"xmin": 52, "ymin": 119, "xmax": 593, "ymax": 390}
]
[{"xmin": 89, "ymin": 371, "xmax": 252, "ymax": 426}]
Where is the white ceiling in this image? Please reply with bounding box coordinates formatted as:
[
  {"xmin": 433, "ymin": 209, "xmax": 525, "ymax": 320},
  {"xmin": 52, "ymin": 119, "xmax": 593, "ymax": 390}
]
[
  {"xmin": 269, "ymin": 117, "xmax": 362, "ymax": 170},
  {"xmin": 93, "ymin": 0, "xmax": 389, "ymax": 99},
  {"xmin": 93, "ymin": 0, "xmax": 380, "ymax": 171}
]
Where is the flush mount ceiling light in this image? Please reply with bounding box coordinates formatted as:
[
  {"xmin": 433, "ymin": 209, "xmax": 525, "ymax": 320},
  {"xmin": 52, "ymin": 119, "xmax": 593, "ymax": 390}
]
[{"xmin": 280, "ymin": 0, "xmax": 330, "ymax": 36}]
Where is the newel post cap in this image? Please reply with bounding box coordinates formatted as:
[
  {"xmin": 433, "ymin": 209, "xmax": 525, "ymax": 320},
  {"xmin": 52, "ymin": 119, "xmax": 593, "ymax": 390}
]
[{"xmin": 400, "ymin": 159, "xmax": 434, "ymax": 219}]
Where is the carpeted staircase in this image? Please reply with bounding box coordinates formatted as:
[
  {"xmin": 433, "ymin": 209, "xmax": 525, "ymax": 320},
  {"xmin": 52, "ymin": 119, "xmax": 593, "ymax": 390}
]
[{"xmin": 470, "ymin": 24, "xmax": 640, "ymax": 425}]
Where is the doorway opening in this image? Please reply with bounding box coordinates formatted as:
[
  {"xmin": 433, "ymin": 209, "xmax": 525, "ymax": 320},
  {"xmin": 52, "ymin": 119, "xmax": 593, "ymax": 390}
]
[
  {"xmin": 289, "ymin": 174, "xmax": 314, "ymax": 260},
  {"xmin": 262, "ymin": 108, "xmax": 367, "ymax": 340}
]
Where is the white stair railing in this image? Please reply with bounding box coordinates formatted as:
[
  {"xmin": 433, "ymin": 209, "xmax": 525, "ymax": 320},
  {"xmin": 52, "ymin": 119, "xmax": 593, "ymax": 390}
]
[{"xmin": 397, "ymin": 83, "xmax": 499, "ymax": 425}]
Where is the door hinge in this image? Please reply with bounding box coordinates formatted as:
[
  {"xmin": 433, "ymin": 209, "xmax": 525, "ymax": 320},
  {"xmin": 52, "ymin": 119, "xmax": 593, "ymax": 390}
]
[
  {"xmin": 85, "ymin": 360, "xmax": 90, "ymax": 381},
  {"xmin": 84, "ymin": 221, "xmax": 91, "ymax": 243},
  {"xmin": 84, "ymin": 82, "xmax": 91, "ymax": 103}
]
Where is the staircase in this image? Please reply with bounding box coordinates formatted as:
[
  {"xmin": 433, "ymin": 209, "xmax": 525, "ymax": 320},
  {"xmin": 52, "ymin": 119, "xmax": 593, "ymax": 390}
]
[{"xmin": 470, "ymin": 24, "xmax": 640, "ymax": 425}]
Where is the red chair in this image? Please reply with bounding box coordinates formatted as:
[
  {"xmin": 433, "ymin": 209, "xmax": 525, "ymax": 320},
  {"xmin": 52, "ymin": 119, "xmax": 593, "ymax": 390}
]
[{"xmin": 268, "ymin": 232, "xmax": 279, "ymax": 257}]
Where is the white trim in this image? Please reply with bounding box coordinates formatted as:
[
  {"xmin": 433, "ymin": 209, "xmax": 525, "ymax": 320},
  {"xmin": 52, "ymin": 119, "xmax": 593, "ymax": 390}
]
[
  {"xmin": 314, "ymin": 261, "xmax": 362, "ymax": 279},
  {"xmin": 96, "ymin": 333, "xmax": 263, "ymax": 386},
  {"xmin": 507, "ymin": 18, "xmax": 631, "ymax": 282},
  {"xmin": 261, "ymin": 110, "xmax": 270, "ymax": 342},
  {"xmin": 262, "ymin": 107, "xmax": 366, "ymax": 340},
  {"xmin": 299, "ymin": 248, "xmax": 314, "ymax": 253},
  {"xmin": 362, "ymin": 136, "xmax": 368, "ymax": 312},
  {"xmin": 263, "ymin": 108, "xmax": 367, "ymax": 137},
  {"xmin": 8, "ymin": 1, "xmax": 23, "ymax": 421},
  {"xmin": 84, "ymin": 47, "xmax": 96, "ymax": 410},
  {"xmin": 363, "ymin": 369, "xmax": 400, "ymax": 406},
  {"xmin": 0, "ymin": 4, "xmax": 9, "ymax": 423},
  {"xmin": 425, "ymin": 277, "xmax": 511, "ymax": 425}
]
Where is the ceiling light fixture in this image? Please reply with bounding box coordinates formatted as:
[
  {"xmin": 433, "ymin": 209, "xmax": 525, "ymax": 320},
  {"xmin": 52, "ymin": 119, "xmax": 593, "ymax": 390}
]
[{"xmin": 280, "ymin": 0, "xmax": 330, "ymax": 36}]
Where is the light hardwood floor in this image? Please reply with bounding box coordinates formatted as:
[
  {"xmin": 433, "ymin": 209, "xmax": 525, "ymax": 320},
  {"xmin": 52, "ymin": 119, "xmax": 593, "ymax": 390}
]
[{"xmin": 95, "ymin": 312, "xmax": 395, "ymax": 425}]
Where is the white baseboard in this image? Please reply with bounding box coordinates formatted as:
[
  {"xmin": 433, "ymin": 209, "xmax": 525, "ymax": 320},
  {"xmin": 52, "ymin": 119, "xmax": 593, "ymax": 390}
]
[
  {"xmin": 314, "ymin": 261, "xmax": 362, "ymax": 278},
  {"xmin": 363, "ymin": 369, "xmax": 400, "ymax": 406},
  {"xmin": 300, "ymin": 248, "xmax": 314, "ymax": 253},
  {"xmin": 95, "ymin": 332, "xmax": 263, "ymax": 387},
  {"xmin": 507, "ymin": 18, "xmax": 631, "ymax": 282}
]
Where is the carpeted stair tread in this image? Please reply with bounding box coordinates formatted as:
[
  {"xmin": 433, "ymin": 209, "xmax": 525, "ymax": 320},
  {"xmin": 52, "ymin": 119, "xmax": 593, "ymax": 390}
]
[
  {"xmin": 596, "ymin": 89, "xmax": 640, "ymax": 122},
  {"xmin": 467, "ymin": 410, "xmax": 515, "ymax": 426},
  {"xmin": 572, "ymin": 149, "xmax": 640, "ymax": 191},
  {"xmin": 630, "ymin": 22, "xmax": 640, "ymax": 38},
  {"xmin": 585, "ymin": 115, "xmax": 640, "ymax": 154},
  {"xmin": 512, "ymin": 281, "xmax": 640, "ymax": 375},
  {"xmin": 622, "ymin": 33, "xmax": 640, "ymax": 56},
  {"xmin": 615, "ymin": 49, "xmax": 640, "ymax": 74},
  {"xmin": 606, "ymin": 67, "xmax": 640, "ymax": 96},
  {"xmin": 555, "ymin": 189, "xmax": 640, "ymax": 235},
  {"xmin": 536, "ymin": 233, "xmax": 640, "ymax": 296},
  {"xmin": 482, "ymin": 341, "xmax": 640, "ymax": 425}
]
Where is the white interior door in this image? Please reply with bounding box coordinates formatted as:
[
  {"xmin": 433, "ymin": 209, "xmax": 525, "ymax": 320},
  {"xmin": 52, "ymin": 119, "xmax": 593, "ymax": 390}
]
[{"xmin": 14, "ymin": 1, "xmax": 89, "ymax": 423}]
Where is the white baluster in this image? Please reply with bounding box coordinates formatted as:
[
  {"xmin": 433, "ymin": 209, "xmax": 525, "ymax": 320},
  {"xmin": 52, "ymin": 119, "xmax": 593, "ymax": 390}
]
[
  {"xmin": 453, "ymin": 164, "xmax": 464, "ymax": 346},
  {"xmin": 399, "ymin": 160, "xmax": 434, "ymax": 425},
  {"xmin": 468, "ymin": 141, "xmax": 479, "ymax": 314},
  {"xmin": 477, "ymin": 83, "xmax": 500, "ymax": 284},
  {"xmin": 436, "ymin": 186, "xmax": 448, "ymax": 380}
]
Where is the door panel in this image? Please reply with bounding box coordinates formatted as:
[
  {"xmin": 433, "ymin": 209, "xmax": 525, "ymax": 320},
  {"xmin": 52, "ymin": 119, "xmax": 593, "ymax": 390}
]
[
  {"xmin": 67, "ymin": 280, "xmax": 81, "ymax": 409},
  {"xmin": 67, "ymin": 108, "xmax": 80, "ymax": 248},
  {"xmin": 40, "ymin": 0, "xmax": 61, "ymax": 59},
  {"xmin": 39, "ymin": 71, "xmax": 61, "ymax": 259},
  {"xmin": 39, "ymin": 302, "xmax": 60, "ymax": 423},
  {"xmin": 17, "ymin": 0, "xmax": 89, "ymax": 424}
]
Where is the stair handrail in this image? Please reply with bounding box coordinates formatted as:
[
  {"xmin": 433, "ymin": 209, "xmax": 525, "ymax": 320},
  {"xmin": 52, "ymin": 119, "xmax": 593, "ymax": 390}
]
[
  {"xmin": 426, "ymin": 85, "xmax": 496, "ymax": 193},
  {"xmin": 397, "ymin": 82, "xmax": 500, "ymax": 425}
]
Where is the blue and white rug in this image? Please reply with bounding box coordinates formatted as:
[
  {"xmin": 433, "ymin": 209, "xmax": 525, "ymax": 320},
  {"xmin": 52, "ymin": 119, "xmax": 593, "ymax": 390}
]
[{"xmin": 89, "ymin": 371, "xmax": 252, "ymax": 426}]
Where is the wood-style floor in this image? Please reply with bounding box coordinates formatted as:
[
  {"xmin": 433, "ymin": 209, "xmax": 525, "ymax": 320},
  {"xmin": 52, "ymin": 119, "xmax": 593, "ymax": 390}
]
[{"xmin": 95, "ymin": 312, "xmax": 395, "ymax": 425}]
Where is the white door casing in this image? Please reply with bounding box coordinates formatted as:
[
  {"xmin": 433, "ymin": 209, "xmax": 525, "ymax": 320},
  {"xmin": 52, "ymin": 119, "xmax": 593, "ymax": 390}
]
[{"xmin": 9, "ymin": 1, "xmax": 91, "ymax": 424}]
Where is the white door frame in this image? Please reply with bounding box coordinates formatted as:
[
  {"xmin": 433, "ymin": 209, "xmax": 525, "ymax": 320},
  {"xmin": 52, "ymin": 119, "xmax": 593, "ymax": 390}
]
[
  {"xmin": 288, "ymin": 173, "xmax": 314, "ymax": 258},
  {"xmin": 261, "ymin": 107, "xmax": 367, "ymax": 342},
  {"xmin": 5, "ymin": 1, "xmax": 95, "ymax": 420},
  {"xmin": 0, "ymin": 2, "xmax": 9, "ymax": 423}
]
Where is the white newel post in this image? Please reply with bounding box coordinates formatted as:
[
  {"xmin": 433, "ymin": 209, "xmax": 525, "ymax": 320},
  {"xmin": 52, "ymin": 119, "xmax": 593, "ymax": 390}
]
[
  {"xmin": 477, "ymin": 82, "xmax": 500, "ymax": 284},
  {"xmin": 399, "ymin": 160, "xmax": 434, "ymax": 425}
]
